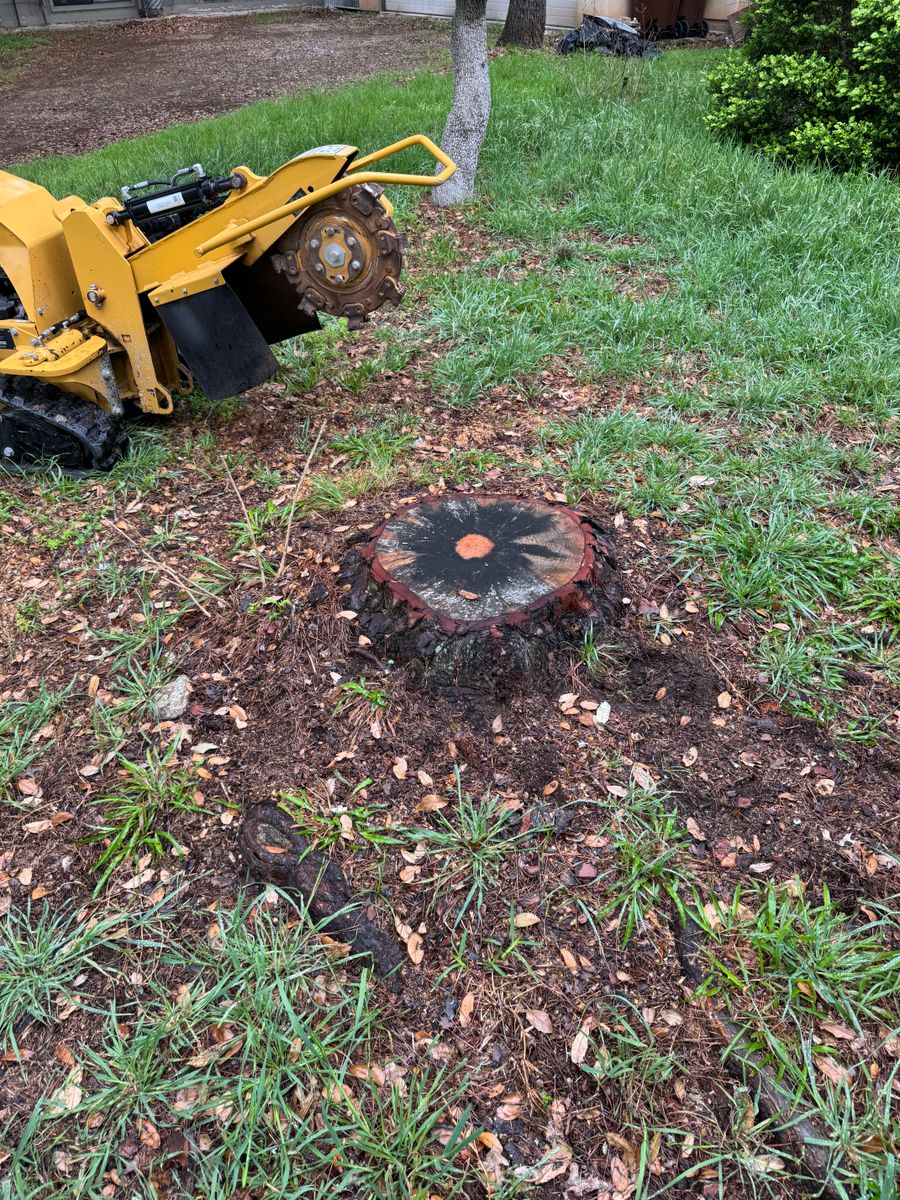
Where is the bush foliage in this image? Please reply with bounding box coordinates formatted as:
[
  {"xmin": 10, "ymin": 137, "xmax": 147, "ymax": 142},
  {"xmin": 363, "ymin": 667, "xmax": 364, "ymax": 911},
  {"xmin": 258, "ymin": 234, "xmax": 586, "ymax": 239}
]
[{"xmin": 706, "ymin": 0, "xmax": 900, "ymax": 171}]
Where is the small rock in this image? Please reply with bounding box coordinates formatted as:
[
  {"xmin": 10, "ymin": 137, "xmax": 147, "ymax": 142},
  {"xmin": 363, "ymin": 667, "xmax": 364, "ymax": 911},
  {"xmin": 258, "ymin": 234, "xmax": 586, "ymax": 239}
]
[{"xmin": 152, "ymin": 675, "xmax": 192, "ymax": 721}]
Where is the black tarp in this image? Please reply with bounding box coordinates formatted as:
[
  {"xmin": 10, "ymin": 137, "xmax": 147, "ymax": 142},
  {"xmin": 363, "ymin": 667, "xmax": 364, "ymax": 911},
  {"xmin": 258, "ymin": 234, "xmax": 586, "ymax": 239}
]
[{"xmin": 558, "ymin": 13, "xmax": 659, "ymax": 56}]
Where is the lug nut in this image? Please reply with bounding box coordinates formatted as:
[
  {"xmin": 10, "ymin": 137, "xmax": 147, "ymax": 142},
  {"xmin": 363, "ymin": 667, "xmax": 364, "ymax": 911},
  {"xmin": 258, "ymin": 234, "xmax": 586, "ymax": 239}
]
[{"xmin": 350, "ymin": 259, "xmax": 360, "ymax": 271}]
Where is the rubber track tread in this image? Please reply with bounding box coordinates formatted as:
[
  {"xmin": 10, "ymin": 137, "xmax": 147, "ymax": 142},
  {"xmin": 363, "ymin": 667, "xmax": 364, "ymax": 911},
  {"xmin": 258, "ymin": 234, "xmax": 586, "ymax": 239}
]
[{"xmin": 0, "ymin": 377, "xmax": 127, "ymax": 471}]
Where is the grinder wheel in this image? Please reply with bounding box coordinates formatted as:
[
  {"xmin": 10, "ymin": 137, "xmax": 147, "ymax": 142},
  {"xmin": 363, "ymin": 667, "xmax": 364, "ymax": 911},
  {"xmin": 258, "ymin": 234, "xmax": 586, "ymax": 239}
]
[{"xmin": 275, "ymin": 183, "xmax": 403, "ymax": 330}]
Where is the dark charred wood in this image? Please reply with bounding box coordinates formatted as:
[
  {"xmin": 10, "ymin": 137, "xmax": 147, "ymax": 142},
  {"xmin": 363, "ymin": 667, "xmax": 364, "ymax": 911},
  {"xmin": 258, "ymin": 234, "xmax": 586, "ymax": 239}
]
[
  {"xmin": 239, "ymin": 803, "xmax": 403, "ymax": 979},
  {"xmin": 339, "ymin": 495, "xmax": 622, "ymax": 697}
]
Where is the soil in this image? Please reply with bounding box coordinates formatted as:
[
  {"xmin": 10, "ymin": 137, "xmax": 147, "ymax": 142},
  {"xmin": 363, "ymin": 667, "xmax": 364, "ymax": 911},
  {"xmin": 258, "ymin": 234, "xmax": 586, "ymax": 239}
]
[
  {"xmin": 0, "ymin": 9, "xmax": 449, "ymax": 164},
  {"xmin": 0, "ymin": 207, "xmax": 897, "ymax": 1197}
]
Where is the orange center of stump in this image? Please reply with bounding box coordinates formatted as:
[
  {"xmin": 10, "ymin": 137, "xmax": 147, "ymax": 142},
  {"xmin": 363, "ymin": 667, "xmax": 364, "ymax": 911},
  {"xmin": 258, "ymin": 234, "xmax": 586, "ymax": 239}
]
[{"xmin": 455, "ymin": 533, "xmax": 495, "ymax": 560}]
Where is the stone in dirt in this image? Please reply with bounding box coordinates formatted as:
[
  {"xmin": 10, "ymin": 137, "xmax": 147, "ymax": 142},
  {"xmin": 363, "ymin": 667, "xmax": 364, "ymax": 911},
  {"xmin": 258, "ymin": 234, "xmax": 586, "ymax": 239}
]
[{"xmin": 152, "ymin": 675, "xmax": 192, "ymax": 720}]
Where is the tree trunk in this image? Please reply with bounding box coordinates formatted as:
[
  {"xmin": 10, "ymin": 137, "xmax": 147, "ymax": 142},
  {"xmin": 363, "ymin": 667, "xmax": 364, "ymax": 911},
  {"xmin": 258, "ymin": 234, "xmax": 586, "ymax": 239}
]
[
  {"xmin": 499, "ymin": 0, "xmax": 546, "ymax": 49},
  {"xmin": 338, "ymin": 495, "xmax": 622, "ymax": 698},
  {"xmin": 433, "ymin": 0, "xmax": 491, "ymax": 207}
]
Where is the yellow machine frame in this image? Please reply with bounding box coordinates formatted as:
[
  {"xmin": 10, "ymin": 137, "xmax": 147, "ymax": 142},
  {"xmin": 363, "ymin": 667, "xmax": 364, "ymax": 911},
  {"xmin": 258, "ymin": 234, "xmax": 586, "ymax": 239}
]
[{"xmin": 0, "ymin": 136, "xmax": 454, "ymax": 417}]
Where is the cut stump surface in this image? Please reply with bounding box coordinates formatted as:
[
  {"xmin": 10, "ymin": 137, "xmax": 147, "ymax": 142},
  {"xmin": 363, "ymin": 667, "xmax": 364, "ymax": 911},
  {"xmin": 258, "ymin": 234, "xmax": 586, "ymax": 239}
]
[{"xmin": 341, "ymin": 494, "xmax": 622, "ymax": 695}]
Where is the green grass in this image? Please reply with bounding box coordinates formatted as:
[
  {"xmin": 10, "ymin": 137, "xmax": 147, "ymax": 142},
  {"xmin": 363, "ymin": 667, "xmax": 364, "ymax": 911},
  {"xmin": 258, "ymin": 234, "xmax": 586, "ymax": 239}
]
[
  {"xmin": 16, "ymin": 57, "xmax": 899, "ymax": 736},
  {"xmin": 84, "ymin": 740, "xmax": 203, "ymax": 891},
  {"xmin": 0, "ymin": 900, "xmax": 166, "ymax": 1054},
  {"xmin": 1, "ymin": 894, "xmax": 490, "ymax": 1200},
  {"xmin": 411, "ymin": 771, "xmax": 550, "ymax": 929},
  {"xmin": 578, "ymin": 786, "xmax": 696, "ymax": 947},
  {"xmin": 3, "ymin": 47, "xmax": 899, "ymax": 1200},
  {"xmin": 0, "ymin": 31, "xmax": 49, "ymax": 83}
]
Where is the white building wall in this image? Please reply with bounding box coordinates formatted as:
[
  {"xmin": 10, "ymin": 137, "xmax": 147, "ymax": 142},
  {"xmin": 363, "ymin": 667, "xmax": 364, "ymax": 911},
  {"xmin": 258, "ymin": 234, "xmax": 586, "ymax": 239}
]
[{"xmin": 385, "ymin": 0, "xmax": 582, "ymax": 31}]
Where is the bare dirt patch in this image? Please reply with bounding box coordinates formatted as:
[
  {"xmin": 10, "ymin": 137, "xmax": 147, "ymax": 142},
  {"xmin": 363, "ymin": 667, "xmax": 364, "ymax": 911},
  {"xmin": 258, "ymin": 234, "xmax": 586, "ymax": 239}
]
[{"xmin": 0, "ymin": 10, "xmax": 448, "ymax": 164}]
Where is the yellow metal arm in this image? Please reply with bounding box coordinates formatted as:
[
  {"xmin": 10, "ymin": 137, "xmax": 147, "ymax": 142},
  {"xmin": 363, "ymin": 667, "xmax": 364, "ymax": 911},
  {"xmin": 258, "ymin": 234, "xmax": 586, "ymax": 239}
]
[{"xmin": 193, "ymin": 134, "xmax": 455, "ymax": 259}]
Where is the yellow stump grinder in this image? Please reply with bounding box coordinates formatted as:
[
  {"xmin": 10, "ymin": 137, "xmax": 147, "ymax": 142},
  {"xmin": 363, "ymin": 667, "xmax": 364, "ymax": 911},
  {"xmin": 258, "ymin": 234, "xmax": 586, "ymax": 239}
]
[{"xmin": 0, "ymin": 137, "xmax": 455, "ymax": 470}]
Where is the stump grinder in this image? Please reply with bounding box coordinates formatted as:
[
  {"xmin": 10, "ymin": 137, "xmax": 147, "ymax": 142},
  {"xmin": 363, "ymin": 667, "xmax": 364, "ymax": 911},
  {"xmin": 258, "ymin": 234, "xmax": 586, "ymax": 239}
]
[{"xmin": 0, "ymin": 136, "xmax": 454, "ymax": 470}]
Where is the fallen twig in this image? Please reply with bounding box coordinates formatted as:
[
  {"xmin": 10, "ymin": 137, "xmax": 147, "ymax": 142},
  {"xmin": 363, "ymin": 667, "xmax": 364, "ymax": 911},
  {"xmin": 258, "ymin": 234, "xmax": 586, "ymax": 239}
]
[
  {"xmin": 221, "ymin": 455, "xmax": 268, "ymax": 589},
  {"xmin": 102, "ymin": 518, "xmax": 218, "ymax": 619},
  {"xmin": 276, "ymin": 419, "xmax": 326, "ymax": 580}
]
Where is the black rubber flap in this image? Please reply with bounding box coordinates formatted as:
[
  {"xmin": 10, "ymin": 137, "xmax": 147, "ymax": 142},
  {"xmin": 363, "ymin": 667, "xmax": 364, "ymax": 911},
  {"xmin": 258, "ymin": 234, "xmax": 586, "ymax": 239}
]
[{"xmin": 158, "ymin": 284, "xmax": 278, "ymax": 401}]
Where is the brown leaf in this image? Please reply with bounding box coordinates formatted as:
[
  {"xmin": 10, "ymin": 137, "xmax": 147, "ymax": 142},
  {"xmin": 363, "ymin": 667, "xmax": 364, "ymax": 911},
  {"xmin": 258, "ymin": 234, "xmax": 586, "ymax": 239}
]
[
  {"xmin": 392, "ymin": 756, "xmax": 408, "ymax": 781},
  {"xmin": 560, "ymin": 946, "xmax": 579, "ymax": 975},
  {"xmin": 406, "ymin": 931, "xmax": 424, "ymax": 964},
  {"xmin": 525, "ymin": 1009, "xmax": 553, "ymax": 1034},
  {"xmin": 513, "ymin": 912, "xmax": 540, "ymax": 929},
  {"xmin": 459, "ymin": 992, "xmax": 475, "ymax": 1028},
  {"xmin": 685, "ymin": 817, "xmax": 705, "ymax": 841},
  {"xmin": 414, "ymin": 793, "xmax": 447, "ymax": 813},
  {"xmin": 496, "ymin": 1093, "xmax": 523, "ymax": 1120},
  {"xmin": 682, "ymin": 746, "xmax": 699, "ymax": 767},
  {"xmin": 814, "ymin": 1055, "xmax": 854, "ymax": 1085},
  {"xmin": 820, "ymin": 1020, "xmax": 856, "ymax": 1042},
  {"xmin": 261, "ymin": 843, "xmax": 289, "ymax": 855},
  {"xmin": 717, "ymin": 691, "xmax": 732, "ymax": 709},
  {"xmin": 140, "ymin": 1120, "xmax": 161, "ymax": 1150},
  {"xmin": 23, "ymin": 819, "xmax": 53, "ymax": 834},
  {"xmin": 570, "ymin": 1019, "xmax": 593, "ymax": 1065}
]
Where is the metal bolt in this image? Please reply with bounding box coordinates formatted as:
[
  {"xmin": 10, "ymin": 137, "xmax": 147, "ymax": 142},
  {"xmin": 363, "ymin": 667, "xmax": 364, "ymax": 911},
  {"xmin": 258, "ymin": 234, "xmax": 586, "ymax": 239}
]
[
  {"xmin": 334, "ymin": 274, "xmax": 344, "ymax": 283},
  {"xmin": 10, "ymin": 328, "xmax": 18, "ymax": 337},
  {"xmin": 350, "ymin": 259, "xmax": 361, "ymax": 271},
  {"xmin": 324, "ymin": 243, "xmax": 346, "ymax": 268},
  {"xmin": 181, "ymin": 287, "xmax": 188, "ymax": 295},
  {"xmin": 314, "ymin": 263, "xmax": 324, "ymax": 274},
  {"xmin": 347, "ymin": 236, "xmax": 357, "ymax": 248},
  {"xmin": 324, "ymin": 226, "xmax": 335, "ymax": 237},
  {"xmin": 310, "ymin": 238, "xmax": 320, "ymax": 250}
]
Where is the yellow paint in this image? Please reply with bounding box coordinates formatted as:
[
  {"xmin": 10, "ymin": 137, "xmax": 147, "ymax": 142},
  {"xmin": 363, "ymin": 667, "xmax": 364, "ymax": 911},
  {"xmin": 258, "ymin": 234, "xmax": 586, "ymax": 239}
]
[
  {"xmin": 0, "ymin": 135, "xmax": 456, "ymax": 420},
  {"xmin": 0, "ymin": 330, "xmax": 106, "ymax": 379}
]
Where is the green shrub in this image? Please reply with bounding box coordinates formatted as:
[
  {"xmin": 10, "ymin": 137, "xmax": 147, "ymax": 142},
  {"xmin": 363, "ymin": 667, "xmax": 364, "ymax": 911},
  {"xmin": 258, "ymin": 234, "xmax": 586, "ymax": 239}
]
[{"xmin": 706, "ymin": 0, "xmax": 900, "ymax": 171}]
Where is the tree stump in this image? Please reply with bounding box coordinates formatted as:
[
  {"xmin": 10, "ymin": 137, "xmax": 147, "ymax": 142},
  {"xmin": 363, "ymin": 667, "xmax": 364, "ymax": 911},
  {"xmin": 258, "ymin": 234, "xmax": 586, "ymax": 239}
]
[{"xmin": 340, "ymin": 494, "xmax": 622, "ymax": 696}]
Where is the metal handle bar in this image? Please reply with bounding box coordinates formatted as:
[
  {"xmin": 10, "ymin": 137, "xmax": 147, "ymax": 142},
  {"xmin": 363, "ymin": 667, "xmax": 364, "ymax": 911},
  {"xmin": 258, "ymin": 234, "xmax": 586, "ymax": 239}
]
[{"xmin": 193, "ymin": 134, "xmax": 455, "ymax": 258}]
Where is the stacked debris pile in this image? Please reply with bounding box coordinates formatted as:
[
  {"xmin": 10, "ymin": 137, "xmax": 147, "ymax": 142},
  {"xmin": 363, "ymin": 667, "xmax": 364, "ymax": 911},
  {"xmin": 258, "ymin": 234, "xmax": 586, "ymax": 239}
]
[{"xmin": 558, "ymin": 13, "xmax": 659, "ymax": 56}]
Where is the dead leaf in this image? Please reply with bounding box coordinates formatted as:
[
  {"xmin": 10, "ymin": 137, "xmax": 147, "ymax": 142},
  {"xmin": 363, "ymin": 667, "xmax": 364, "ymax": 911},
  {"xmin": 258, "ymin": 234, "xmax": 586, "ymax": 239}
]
[
  {"xmin": 820, "ymin": 1020, "xmax": 856, "ymax": 1042},
  {"xmin": 560, "ymin": 947, "xmax": 579, "ymax": 975},
  {"xmin": 48, "ymin": 1068, "xmax": 83, "ymax": 1113},
  {"xmin": 570, "ymin": 1019, "xmax": 593, "ymax": 1065},
  {"xmin": 526, "ymin": 1009, "xmax": 553, "ymax": 1034},
  {"xmin": 513, "ymin": 912, "xmax": 540, "ymax": 929},
  {"xmin": 496, "ymin": 1094, "xmax": 523, "ymax": 1120},
  {"xmin": 682, "ymin": 746, "xmax": 698, "ymax": 767},
  {"xmin": 814, "ymin": 1055, "xmax": 854, "ymax": 1085},
  {"xmin": 492, "ymin": 715, "xmax": 503, "ymax": 734},
  {"xmin": 406, "ymin": 931, "xmax": 424, "ymax": 964},
  {"xmin": 392, "ymin": 756, "xmax": 408, "ymax": 781},
  {"xmin": 414, "ymin": 794, "xmax": 447, "ymax": 813},
  {"xmin": 685, "ymin": 817, "xmax": 705, "ymax": 841},
  {"xmin": 140, "ymin": 1120, "xmax": 161, "ymax": 1150},
  {"xmin": 459, "ymin": 992, "xmax": 475, "ymax": 1027},
  {"xmin": 717, "ymin": 691, "xmax": 732, "ymax": 709}
]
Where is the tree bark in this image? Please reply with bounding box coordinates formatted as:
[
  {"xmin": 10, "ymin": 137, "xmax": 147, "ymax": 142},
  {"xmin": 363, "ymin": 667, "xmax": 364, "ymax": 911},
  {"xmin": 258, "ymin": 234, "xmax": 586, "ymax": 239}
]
[
  {"xmin": 433, "ymin": 0, "xmax": 491, "ymax": 207},
  {"xmin": 499, "ymin": 0, "xmax": 546, "ymax": 49}
]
